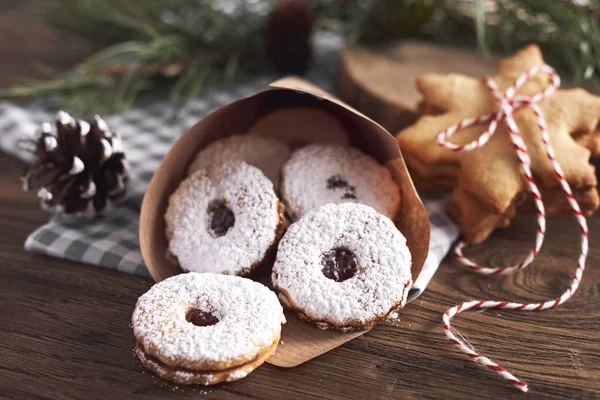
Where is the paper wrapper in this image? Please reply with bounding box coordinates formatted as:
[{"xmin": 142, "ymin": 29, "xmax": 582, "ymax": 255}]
[{"xmin": 139, "ymin": 76, "xmax": 431, "ymax": 368}]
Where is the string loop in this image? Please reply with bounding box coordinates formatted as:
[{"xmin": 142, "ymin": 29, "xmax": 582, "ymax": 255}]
[{"xmin": 437, "ymin": 65, "xmax": 588, "ymax": 392}]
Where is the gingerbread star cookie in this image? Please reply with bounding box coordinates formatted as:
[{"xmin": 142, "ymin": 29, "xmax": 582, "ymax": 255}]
[{"xmin": 397, "ymin": 45, "xmax": 600, "ymax": 244}]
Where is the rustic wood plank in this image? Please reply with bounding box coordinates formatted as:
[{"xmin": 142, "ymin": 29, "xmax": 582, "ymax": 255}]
[
  {"xmin": 0, "ymin": 3, "xmax": 94, "ymax": 90},
  {"xmin": 1, "ymin": 146, "xmax": 599, "ymax": 400}
]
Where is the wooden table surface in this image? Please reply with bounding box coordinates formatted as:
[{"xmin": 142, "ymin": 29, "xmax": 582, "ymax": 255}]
[{"xmin": 1, "ymin": 5, "xmax": 599, "ymax": 400}]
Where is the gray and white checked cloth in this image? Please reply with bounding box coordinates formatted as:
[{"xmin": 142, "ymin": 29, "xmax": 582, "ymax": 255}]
[{"xmin": 0, "ymin": 33, "xmax": 459, "ymax": 300}]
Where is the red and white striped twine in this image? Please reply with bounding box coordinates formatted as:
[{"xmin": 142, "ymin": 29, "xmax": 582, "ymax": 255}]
[{"xmin": 436, "ymin": 65, "xmax": 589, "ymax": 392}]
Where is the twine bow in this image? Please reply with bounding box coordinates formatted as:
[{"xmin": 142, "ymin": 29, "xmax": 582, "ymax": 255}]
[{"xmin": 436, "ymin": 65, "xmax": 589, "ymax": 392}]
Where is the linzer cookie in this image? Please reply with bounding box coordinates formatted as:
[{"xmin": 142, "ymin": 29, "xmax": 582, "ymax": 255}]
[
  {"xmin": 272, "ymin": 203, "xmax": 412, "ymax": 332},
  {"xmin": 133, "ymin": 273, "xmax": 285, "ymax": 385},
  {"xmin": 165, "ymin": 161, "xmax": 284, "ymax": 276},
  {"xmin": 248, "ymin": 107, "xmax": 350, "ymax": 148},
  {"xmin": 397, "ymin": 45, "xmax": 600, "ymax": 244},
  {"xmin": 281, "ymin": 144, "xmax": 401, "ymax": 221},
  {"xmin": 187, "ymin": 135, "xmax": 291, "ymax": 190}
]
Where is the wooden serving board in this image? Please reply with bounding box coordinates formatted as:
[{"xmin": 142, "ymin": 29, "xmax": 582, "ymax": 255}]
[{"xmin": 338, "ymin": 41, "xmax": 497, "ymax": 134}]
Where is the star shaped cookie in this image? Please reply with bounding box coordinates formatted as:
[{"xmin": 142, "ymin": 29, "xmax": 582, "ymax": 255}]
[{"xmin": 397, "ymin": 45, "xmax": 600, "ymax": 244}]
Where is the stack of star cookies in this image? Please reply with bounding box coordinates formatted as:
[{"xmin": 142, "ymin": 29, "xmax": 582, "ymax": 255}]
[{"xmin": 397, "ymin": 45, "xmax": 600, "ymax": 244}]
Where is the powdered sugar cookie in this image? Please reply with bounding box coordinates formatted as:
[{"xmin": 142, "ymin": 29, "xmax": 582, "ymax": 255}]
[
  {"xmin": 248, "ymin": 107, "xmax": 351, "ymax": 148},
  {"xmin": 165, "ymin": 161, "xmax": 285, "ymax": 276},
  {"xmin": 281, "ymin": 144, "xmax": 401, "ymax": 221},
  {"xmin": 187, "ymin": 135, "xmax": 291, "ymax": 190},
  {"xmin": 272, "ymin": 203, "xmax": 412, "ymax": 331},
  {"xmin": 133, "ymin": 272, "xmax": 285, "ymax": 385}
]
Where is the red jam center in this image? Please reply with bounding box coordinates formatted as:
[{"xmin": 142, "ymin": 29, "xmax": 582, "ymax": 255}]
[
  {"xmin": 207, "ymin": 200, "xmax": 235, "ymax": 237},
  {"xmin": 321, "ymin": 247, "xmax": 359, "ymax": 282},
  {"xmin": 186, "ymin": 309, "xmax": 219, "ymax": 327},
  {"xmin": 326, "ymin": 175, "xmax": 357, "ymax": 200}
]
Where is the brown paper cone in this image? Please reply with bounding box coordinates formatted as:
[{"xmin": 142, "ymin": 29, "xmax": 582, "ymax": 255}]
[{"xmin": 139, "ymin": 76, "xmax": 430, "ymax": 368}]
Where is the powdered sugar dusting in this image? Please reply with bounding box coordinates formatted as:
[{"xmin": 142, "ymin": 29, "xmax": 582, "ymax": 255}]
[
  {"xmin": 187, "ymin": 135, "xmax": 291, "ymax": 190},
  {"xmin": 281, "ymin": 144, "xmax": 401, "ymax": 221},
  {"xmin": 133, "ymin": 273, "xmax": 285, "ymax": 370},
  {"xmin": 165, "ymin": 161, "xmax": 280, "ymax": 275},
  {"xmin": 225, "ymin": 368, "xmax": 250, "ymax": 381},
  {"xmin": 272, "ymin": 203, "xmax": 412, "ymax": 327}
]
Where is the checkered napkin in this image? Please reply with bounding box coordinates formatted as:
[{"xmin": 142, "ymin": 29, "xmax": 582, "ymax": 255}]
[{"xmin": 0, "ymin": 33, "xmax": 459, "ymax": 299}]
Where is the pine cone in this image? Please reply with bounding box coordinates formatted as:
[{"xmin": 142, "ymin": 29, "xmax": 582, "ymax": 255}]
[
  {"xmin": 265, "ymin": 0, "xmax": 315, "ymax": 74},
  {"xmin": 20, "ymin": 111, "xmax": 129, "ymax": 217}
]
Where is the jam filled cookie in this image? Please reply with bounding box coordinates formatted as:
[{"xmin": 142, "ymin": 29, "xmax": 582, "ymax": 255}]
[
  {"xmin": 133, "ymin": 272, "xmax": 285, "ymax": 385},
  {"xmin": 272, "ymin": 203, "xmax": 412, "ymax": 332},
  {"xmin": 249, "ymin": 107, "xmax": 351, "ymax": 148},
  {"xmin": 281, "ymin": 144, "xmax": 401, "ymax": 221},
  {"xmin": 165, "ymin": 161, "xmax": 285, "ymax": 276},
  {"xmin": 187, "ymin": 135, "xmax": 291, "ymax": 190}
]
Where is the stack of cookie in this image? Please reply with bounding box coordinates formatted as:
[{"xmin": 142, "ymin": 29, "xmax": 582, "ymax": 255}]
[
  {"xmin": 397, "ymin": 45, "xmax": 600, "ymax": 244},
  {"xmin": 133, "ymin": 106, "xmax": 414, "ymax": 385}
]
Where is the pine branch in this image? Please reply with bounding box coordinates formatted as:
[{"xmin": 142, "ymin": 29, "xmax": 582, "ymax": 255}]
[
  {"xmin": 3, "ymin": 0, "xmax": 277, "ymax": 115},
  {"xmin": 3, "ymin": 0, "xmax": 599, "ymax": 115},
  {"xmin": 480, "ymin": 0, "xmax": 600, "ymax": 87}
]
